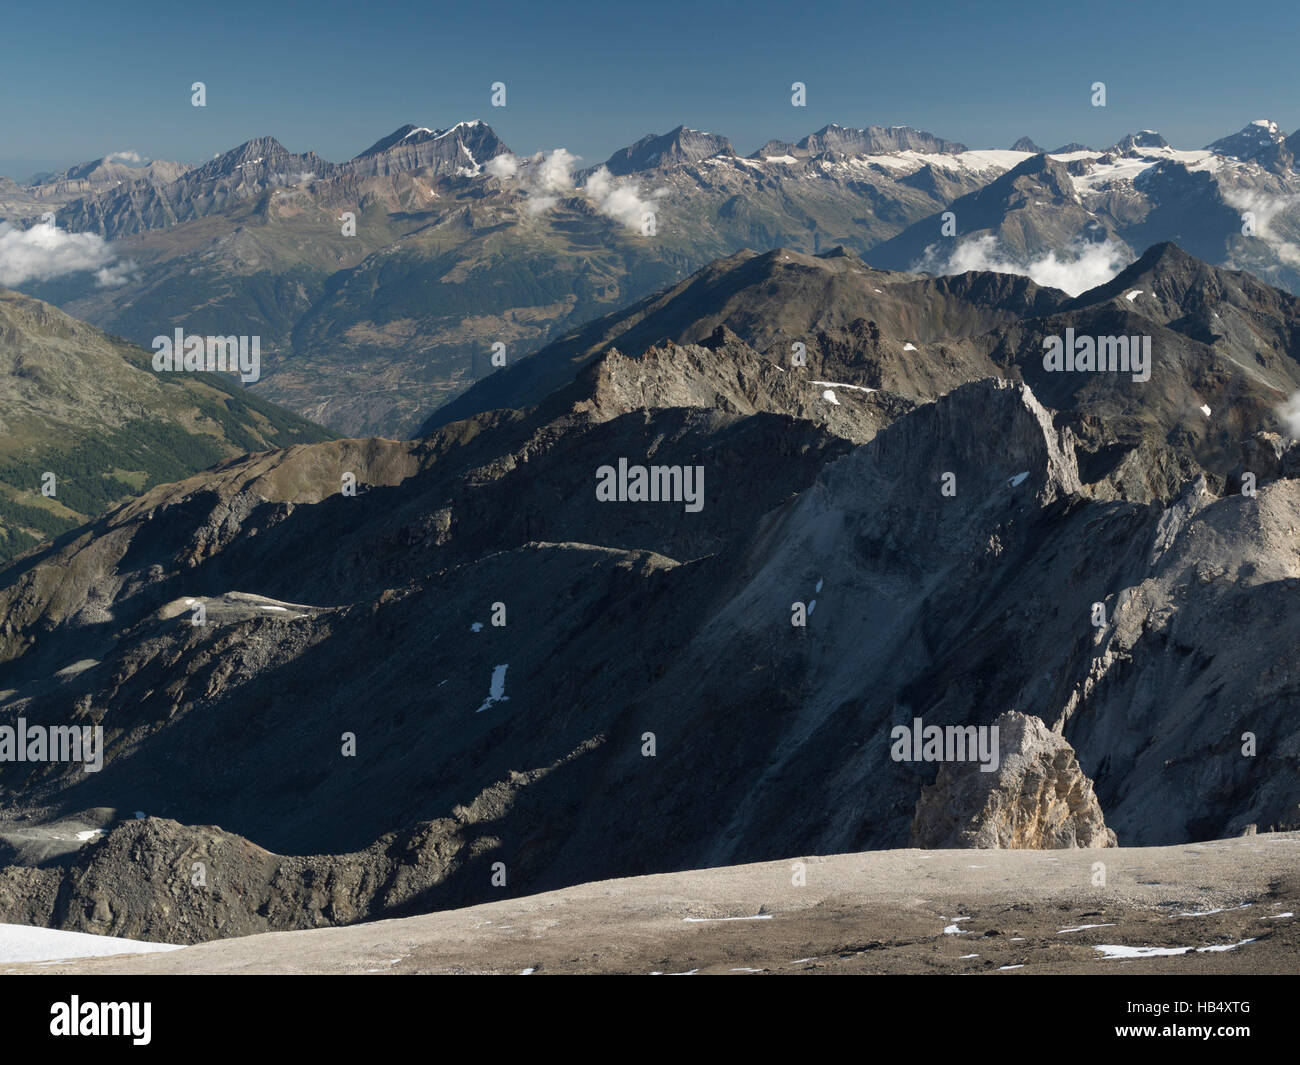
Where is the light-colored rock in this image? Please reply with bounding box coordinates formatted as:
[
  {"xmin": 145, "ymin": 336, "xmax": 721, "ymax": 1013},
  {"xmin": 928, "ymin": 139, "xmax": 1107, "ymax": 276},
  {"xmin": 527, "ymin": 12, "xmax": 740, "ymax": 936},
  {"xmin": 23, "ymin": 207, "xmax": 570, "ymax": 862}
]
[{"xmin": 910, "ymin": 711, "xmax": 1117, "ymax": 849}]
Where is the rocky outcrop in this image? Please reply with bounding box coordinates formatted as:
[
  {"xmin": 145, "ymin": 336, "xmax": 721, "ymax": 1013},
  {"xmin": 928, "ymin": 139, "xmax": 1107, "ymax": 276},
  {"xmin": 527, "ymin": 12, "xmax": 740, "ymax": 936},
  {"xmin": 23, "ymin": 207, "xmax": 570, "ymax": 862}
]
[{"xmin": 910, "ymin": 712, "xmax": 1117, "ymax": 849}]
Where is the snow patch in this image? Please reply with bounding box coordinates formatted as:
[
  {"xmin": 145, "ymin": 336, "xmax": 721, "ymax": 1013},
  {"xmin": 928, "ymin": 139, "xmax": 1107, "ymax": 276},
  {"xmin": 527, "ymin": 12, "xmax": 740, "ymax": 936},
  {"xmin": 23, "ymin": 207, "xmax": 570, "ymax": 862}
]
[
  {"xmin": 0, "ymin": 924, "xmax": 182, "ymax": 964},
  {"xmin": 475, "ymin": 664, "xmax": 509, "ymax": 713},
  {"xmin": 1095, "ymin": 938, "xmax": 1257, "ymax": 959}
]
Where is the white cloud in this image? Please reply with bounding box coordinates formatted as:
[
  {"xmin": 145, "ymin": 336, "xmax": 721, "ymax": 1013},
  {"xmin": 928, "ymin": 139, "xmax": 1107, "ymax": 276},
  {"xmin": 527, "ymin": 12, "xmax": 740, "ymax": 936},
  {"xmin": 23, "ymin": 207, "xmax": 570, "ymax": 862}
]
[
  {"xmin": 489, "ymin": 149, "xmax": 662, "ymax": 232},
  {"xmin": 485, "ymin": 153, "xmax": 518, "ymax": 179},
  {"xmin": 93, "ymin": 258, "xmax": 138, "ymax": 287},
  {"xmin": 0, "ymin": 220, "xmax": 129, "ymax": 288},
  {"xmin": 916, "ymin": 235, "xmax": 1131, "ymax": 296},
  {"xmin": 105, "ymin": 150, "xmax": 146, "ymax": 165},
  {"xmin": 1281, "ymin": 391, "xmax": 1300, "ymax": 438},
  {"xmin": 584, "ymin": 166, "xmax": 659, "ymax": 232},
  {"xmin": 1222, "ymin": 188, "xmax": 1300, "ymax": 267},
  {"xmin": 532, "ymin": 148, "xmax": 579, "ymax": 192}
]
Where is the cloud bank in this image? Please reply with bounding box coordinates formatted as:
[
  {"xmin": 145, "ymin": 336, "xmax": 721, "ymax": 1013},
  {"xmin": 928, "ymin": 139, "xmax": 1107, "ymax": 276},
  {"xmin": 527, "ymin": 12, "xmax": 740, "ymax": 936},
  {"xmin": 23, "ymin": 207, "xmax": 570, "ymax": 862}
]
[
  {"xmin": 487, "ymin": 150, "xmax": 662, "ymax": 232},
  {"xmin": 1222, "ymin": 188, "xmax": 1300, "ymax": 267},
  {"xmin": 0, "ymin": 220, "xmax": 133, "ymax": 287},
  {"xmin": 1281, "ymin": 391, "xmax": 1300, "ymax": 438},
  {"xmin": 916, "ymin": 235, "xmax": 1131, "ymax": 296}
]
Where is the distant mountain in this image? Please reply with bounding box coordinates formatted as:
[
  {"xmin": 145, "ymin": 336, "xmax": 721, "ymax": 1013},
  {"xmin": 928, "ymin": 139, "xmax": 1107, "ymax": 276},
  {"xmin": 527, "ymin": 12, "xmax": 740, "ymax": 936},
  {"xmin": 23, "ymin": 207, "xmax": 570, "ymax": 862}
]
[
  {"xmin": 754, "ymin": 123, "xmax": 967, "ymax": 160},
  {"xmin": 1011, "ymin": 136, "xmax": 1045, "ymax": 153},
  {"xmin": 14, "ymin": 121, "xmax": 1000, "ymax": 435},
  {"xmin": 598, "ymin": 126, "xmax": 735, "ymax": 176},
  {"xmin": 1207, "ymin": 119, "xmax": 1294, "ymax": 174},
  {"xmin": 870, "ymin": 152, "xmax": 1097, "ymax": 268},
  {"xmin": 1207, "ymin": 119, "xmax": 1286, "ymax": 161},
  {"xmin": 7, "ymin": 117, "xmax": 1300, "ymax": 438},
  {"xmin": 0, "ymin": 289, "xmax": 333, "ymax": 563},
  {"xmin": 25, "ymin": 157, "xmax": 191, "ymax": 202},
  {"xmin": 1114, "ymin": 129, "xmax": 1170, "ymax": 154},
  {"xmin": 347, "ymin": 120, "xmax": 510, "ymax": 177}
]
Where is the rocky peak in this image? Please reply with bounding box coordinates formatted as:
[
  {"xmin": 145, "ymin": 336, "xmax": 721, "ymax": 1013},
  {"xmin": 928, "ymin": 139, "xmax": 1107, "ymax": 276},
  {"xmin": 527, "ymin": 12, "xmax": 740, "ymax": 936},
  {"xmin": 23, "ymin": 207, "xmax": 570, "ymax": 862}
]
[
  {"xmin": 1207, "ymin": 119, "xmax": 1286, "ymax": 161},
  {"xmin": 799, "ymin": 123, "xmax": 966, "ymax": 156},
  {"xmin": 910, "ymin": 711, "xmax": 1118, "ymax": 848},
  {"xmin": 599, "ymin": 126, "xmax": 736, "ymax": 176},
  {"xmin": 1114, "ymin": 130, "xmax": 1170, "ymax": 155},
  {"xmin": 344, "ymin": 120, "xmax": 508, "ymax": 178}
]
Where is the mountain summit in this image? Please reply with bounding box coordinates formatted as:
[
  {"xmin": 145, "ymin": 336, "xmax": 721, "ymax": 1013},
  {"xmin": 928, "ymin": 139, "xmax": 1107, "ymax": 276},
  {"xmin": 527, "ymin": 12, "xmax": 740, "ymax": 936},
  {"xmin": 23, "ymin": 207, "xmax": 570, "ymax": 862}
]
[{"xmin": 599, "ymin": 126, "xmax": 736, "ymax": 175}]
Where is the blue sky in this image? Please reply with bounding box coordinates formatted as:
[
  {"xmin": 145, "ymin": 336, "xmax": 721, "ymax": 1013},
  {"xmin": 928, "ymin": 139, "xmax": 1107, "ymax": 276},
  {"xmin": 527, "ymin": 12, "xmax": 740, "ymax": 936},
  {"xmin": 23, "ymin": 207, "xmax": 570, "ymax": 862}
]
[{"xmin": 4, "ymin": 0, "xmax": 1298, "ymax": 179}]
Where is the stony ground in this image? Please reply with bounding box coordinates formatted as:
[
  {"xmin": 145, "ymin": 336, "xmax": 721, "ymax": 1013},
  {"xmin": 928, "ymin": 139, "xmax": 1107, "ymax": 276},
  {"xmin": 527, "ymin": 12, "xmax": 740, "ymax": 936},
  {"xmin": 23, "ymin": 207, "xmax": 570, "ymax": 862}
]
[{"xmin": 7, "ymin": 833, "xmax": 1297, "ymax": 975}]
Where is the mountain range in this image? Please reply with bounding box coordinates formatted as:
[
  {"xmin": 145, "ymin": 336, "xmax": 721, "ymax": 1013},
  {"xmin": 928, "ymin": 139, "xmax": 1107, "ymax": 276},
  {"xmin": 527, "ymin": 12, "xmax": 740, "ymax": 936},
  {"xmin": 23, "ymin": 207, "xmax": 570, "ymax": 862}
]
[{"xmin": 6, "ymin": 118, "xmax": 1300, "ymax": 437}]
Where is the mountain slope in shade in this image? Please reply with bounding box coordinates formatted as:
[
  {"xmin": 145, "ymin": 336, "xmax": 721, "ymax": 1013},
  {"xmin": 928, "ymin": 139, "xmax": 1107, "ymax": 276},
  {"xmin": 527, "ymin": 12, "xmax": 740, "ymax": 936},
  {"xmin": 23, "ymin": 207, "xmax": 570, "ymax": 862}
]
[
  {"xmin": 0, "ymin": 289, "xmax": 334, "ymax": 563},
  {"xmin": 422, "ymin": 245, "xmax": 1064, "ymax": 432},
  {"xmin": 423, "ymin": 242, "xmax": 1300, "ymax": 506},
  {"xmin": 2, "ymin": 247, "xmax": 1300, "ymax": 946},
  {"xmin": 1, "ymin": 367, "xmax": 1298, "ymax": 941}
]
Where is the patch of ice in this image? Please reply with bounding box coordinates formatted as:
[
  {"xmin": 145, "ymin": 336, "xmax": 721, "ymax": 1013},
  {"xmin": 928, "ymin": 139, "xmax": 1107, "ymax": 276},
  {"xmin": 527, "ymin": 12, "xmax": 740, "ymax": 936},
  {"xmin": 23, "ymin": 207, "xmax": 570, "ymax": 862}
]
[
  {"xmin": 1200, "ymin": 404, "xmax": 1211, "ymax": 417},
  {"xmin": 943, "ymin": 917, "xmax": 972, "ymax": 935},
  {"xmin": 0, "ymin": 924, "xmax": 182, "ymax": 964},
  {"xmin": 1125, "ymin": 290, "xmax": 1143, "ymax": 301},
  {"xmin": 475, "ymin": 664, "xmax": 509, "ymax": 713},
  {"xmin": 1008, "ymin": 471, "xmax": 1030, "ymax": 487},
  {"xmin": 1059, "ymin": 923, "xmax": 1116, "ymax": 933},
  {"xmin": 811, "ymin": 380, "xmax": 876, "ymax": 394},
  {"xmin": 821, "ymin": 389, "xmax": 840, "ymax": 405},
  {"xmin": 1095, "ymin": 938, "xmax": 1256, "ymax": 959},
  {"xmin": 903, "ymin": 342, "xmax": 917, "ymax": 351}
]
